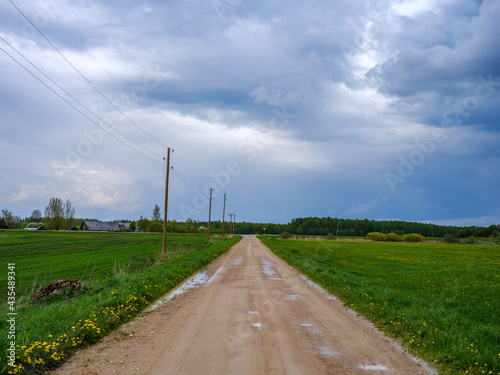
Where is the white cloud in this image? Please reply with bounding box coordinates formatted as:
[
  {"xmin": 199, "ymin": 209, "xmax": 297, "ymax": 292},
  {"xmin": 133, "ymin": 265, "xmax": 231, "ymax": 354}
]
[
  {"xmin": 392, "ymin": 0, "xmax": 434, "ymax": 16},
  {"xmin": 427, "ymin": 216, "xmax": 500, "ymax": 227}
]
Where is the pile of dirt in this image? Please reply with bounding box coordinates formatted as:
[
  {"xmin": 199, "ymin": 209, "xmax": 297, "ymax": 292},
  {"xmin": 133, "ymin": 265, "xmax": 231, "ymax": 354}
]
[{"xmin": 32, "ymin": 279, "xmax": 82, "ymax": 299}]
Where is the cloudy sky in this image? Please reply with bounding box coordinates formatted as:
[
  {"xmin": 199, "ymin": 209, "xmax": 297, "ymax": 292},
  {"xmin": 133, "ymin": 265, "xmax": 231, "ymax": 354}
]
[{"xmin": 1, "ymin": 0, "xmax": 499, "ymax": 226}]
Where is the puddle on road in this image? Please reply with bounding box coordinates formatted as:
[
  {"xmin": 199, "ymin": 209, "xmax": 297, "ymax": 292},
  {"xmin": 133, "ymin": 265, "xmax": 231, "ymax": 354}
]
[
  {"xmin": 261, "ymin": 258, "xmax": 273, "ymax": 267},
  {"xmin": 228, "ymin": 276, "xmax": 263, "ymax": 280},
  {"xmin": 282, "ymin": 294, "xmax": 300, "ymax": 301},
  {"xmin": 232, "ymin": 256, "xmax": 244, "ymax": 266},
  {"xmin": 148, "ymin": 266, "xmax": 226, "ymax": 311},
  {"xmin": 247, "ymin": 311, "xmax": 259, "ymax": 315},
  {"xmin": 298, "ymin": 322, "xmax": 321, "ymax": 335},
  {"xmin": 206, "ymin": 266, "xmax": 225, "ymax": 285},
  {"xmin": 358, "ymin": 365, "xmax": 390, "ymax": 371},
  {"xmin": 148, "ymin": 270, "xmax": 209, "ymax": 311},
  {"xmin": 268, "ymin": 277, "xmax": 284, "ymax": 280},
  {"xmin": 300, "ymin": 275, "xmax": 337, "ymax": 300},
  {"xmin": 260, "ymin": 257, "xmax": 276, "ymax": 278},
  {"xmin": 317, "ymin": 346, "xmax": 336, "ymax": 357},
  {"xmin": 250, "ymin": 322, "xmax": 268, "ymax": 330}
]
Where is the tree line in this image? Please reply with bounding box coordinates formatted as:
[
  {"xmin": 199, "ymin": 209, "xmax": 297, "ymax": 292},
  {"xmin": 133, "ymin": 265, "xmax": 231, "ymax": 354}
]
[
  {"xmin": 1, "ymin": 198, "xmax": 76, "ymax": 230},
  {"xmin": 285, "ymin": 217, "xmax": 499, "ymax": 238},
  {"xmin": 213, "ymin": 217, "xmax": 499, "ymax": 238},
  {"xmin": 2, "ymin": 202, "xmax": 499, "ymax": 238}
]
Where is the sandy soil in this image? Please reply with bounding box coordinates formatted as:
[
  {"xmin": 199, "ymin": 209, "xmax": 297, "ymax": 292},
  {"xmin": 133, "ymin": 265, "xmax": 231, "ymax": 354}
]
[{"xmin": 53, "ymin": 235, "xmax": 437, "ymax": 375}]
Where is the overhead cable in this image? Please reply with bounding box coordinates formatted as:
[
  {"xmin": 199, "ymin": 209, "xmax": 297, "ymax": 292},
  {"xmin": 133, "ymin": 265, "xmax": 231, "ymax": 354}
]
[
  {"xmin": 0, "ymin": 36, "xmax": 164, "ymax": 159},
  {"xmin": 0, "ymin": 45, "xmax": 163, "ymax": 165},
  {"xmin": 9, "ymin": 0, "xmax": 169, "ymax": 150}
]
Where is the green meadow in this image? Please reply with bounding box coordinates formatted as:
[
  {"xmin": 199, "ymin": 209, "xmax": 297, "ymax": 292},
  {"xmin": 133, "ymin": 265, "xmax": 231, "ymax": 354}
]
[
  {"xmin": 0, "ymin": 230, "xmax": 241, "ymax": 374},
  {"xmin": 259, "ymin": 236, "xmax": 500, "ymax": 375},
  {"xmin": 0, "ymin": 230, "xmax": 215, "ymax": 299}
]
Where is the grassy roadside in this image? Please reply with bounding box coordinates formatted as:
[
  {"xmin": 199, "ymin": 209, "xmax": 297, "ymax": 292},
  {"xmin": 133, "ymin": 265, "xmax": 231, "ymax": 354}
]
[
  {"xmin": 1, "ymin": 234, "xmax": 241, "ymax": 374},
  {"xmin": 259, "ymin": 236, "xmax": 500, "ymax": 375}
]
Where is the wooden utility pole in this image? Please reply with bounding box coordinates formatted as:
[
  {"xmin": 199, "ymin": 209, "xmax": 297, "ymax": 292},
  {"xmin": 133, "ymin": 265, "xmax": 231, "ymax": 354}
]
[
  {"xmin": 228, "ymin": 214, "xmax": 234, "ymax": 236},
  {"xmin": 162, "ymin": 148, "xmax": 171, "ymax": 254},
  {"xmin": 233, "ymin": 214, "xmax": 236, "ymax": 235},
  {"xmin": 207, "ymin": 188, "xmax": 213, "ymax": 241},
  {"xmin": 222, "ymin": 193, "xmax": 226, "ymax": 237},
  {"xmin": 335, "ymin": 219, "xmax": 343, "ymax": 237}
]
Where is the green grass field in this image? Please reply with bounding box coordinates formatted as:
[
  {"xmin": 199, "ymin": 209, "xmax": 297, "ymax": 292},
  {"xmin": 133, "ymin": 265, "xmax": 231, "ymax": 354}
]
[
  {"xmin": 259, "ymin": 236, "xmax": 500, "ymax": 375},
  {"xmin": 0, "ymin": 230, "xmax": 241, "ymax": 374},
  {"xmin": 0, "ymin": 230, "xmax": 213, "ymax": 301}
]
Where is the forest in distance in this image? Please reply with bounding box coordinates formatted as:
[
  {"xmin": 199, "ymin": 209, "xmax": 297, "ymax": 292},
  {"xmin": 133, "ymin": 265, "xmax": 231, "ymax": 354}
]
[
  {"xmin": 190, "ymin": 217, "xmax": 498, "ymax": 238},
  {"xmin": 233, "ymin": 217, "xmax": 500, "ymax": 238},
  {"xmin": 75, "ymin": 216, "xmax": 498, "ymax": 238},
  {"xmin": 2, "ymin": 205, "xmax": 499, "ymax": 238}
]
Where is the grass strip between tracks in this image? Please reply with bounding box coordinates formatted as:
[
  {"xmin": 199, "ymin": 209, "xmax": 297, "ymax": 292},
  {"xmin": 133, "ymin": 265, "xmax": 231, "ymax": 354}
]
[
  {"xmin": 259, "ymin": 236, "xmax": 500, "ymax": 375},
  {"xmin": 1, "ymin": 235, "xmax": 241, "ymax": 375}
]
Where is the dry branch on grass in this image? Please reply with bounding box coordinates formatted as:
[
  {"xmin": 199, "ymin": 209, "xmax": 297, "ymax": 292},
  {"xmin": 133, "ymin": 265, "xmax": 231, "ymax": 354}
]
[{"xmin": 32, "ymin": 279, "xmax": 81, "ymax": 299}]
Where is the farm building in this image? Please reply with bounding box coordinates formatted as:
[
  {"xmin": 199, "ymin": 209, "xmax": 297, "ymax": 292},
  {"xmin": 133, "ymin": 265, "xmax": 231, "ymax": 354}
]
[
  {"xmin": 80, "ymin": 221, "xmax": 130, "ymax": 232},
  {"xmin": 23, "ymin": 225, "xmax": 46, "ymax": 231}
]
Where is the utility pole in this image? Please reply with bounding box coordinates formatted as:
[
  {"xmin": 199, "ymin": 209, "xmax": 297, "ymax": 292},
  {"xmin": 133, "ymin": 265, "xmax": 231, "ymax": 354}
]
[
  {"xmin": 162, "ymin": 148, "xmax": 171, "ymax": 254},
  {"xmin": 228, "ymin": 214, "xmax": 234, "ymax": 236},
  {"xmin": 207, "ymin": 188, "xmax": 213, "ymax": 241},
  {"xmin": 233, "ymin": 214, "xmax": 236, "ymax": 235},
  {"xmin": 222, "ymin": 193, "xmax": 226, "ymax": 237},
  {"xmin": 336, "ymin": 219, "xmax": 343, "ymax": 237}
]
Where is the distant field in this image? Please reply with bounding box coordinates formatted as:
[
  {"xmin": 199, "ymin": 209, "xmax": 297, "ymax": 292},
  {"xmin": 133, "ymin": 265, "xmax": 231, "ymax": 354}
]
[
  {"xmin": 259, "ymin": 236, "xmax": 500, "ymax": 375},
  {"xmin": 0, "ymin": 230, "xmax": 210, "ymax": 300}
]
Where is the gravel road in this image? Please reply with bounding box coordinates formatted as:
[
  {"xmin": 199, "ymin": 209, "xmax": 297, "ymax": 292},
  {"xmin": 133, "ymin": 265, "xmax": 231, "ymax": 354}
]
[{"xmin": 54, "ymin": 235, "xmax": 436, "ymax": 375}]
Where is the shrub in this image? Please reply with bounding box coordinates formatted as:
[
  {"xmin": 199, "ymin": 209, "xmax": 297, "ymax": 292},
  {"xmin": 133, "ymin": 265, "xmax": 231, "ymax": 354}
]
[
  {"xmin": 279, "ymin": 232, "xmax": 291, "ymax": 239},
  {"xmin": 402, "ymin": 233, "xmax": 425, "ymax": 242},
  {"xmin": 149, "ymin": 221, "xmax": 163, "ymax": 233},
  {"xmin": 366, "ymin": 232, "xmax": 387, "ymax": 241},
  {"xmin": 386, "ymin": 232, "xmax": 402, "ymax": 242},
  {"xmin": 129, "ymin": 221, "xmax": 136, "ymax": 232},
  {"xmin": 325, "ymin": 232, "xmax": 335, "ymax": 240},
  {"xmin": 463, "ymin": 236, "xmax": 476, "ymax": 244},
  {"xmin": 443, "ymin": 233, "xmax": 460, "ymax": 243}
]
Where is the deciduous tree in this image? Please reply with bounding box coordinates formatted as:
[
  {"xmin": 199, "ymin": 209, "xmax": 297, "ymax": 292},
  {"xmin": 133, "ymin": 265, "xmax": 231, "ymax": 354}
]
[
  {"xmin": 1, "ymin": 209, "xmax": 17, "ymax": 229},
  {"xmin": 129, "ymin": 221, "xmax": 136, "ymax": 232},
  {"xmin": 152, "ymin": 204, "xmax": 161, "ymax": 221},
  {"xmin": 65, "ymin": 199, "xmax": 76, "ymax": 229},
  {"xmin": 137, "ymin": 217, "xmax": 150, "ymax": 232},
  {"xmin": 30, "ymin": 209, "xmax": 42, "ymax": 222},
  {"xmin": 44, "ymin": 198, "xmax": 64, "ymax": 230}
]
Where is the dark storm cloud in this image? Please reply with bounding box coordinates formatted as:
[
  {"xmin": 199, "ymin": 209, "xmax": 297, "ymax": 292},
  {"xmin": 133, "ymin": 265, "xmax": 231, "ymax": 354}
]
[{"xmin": 1, "ymin": 0, "xmax": 499, "ymax": 225}]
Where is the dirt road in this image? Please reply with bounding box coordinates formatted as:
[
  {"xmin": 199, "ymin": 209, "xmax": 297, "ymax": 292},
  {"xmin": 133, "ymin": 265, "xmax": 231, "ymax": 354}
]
[{"xmin": 55, "ymin": 235, "xmax": 435, "ymax": 375}]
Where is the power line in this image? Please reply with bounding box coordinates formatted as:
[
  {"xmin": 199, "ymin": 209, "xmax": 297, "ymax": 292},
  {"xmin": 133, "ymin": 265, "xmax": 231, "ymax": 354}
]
[
  {"xmin": 9, "ymin": 0, "xmax": 169, "ymax": 150},
  {"xmin": 0, "ymin": 44, "xmax": 164, "ymax": 165},
  {"xmin": 8, "ymin": 0, "xmax": 215, "ymax": 195},
  {"xmin": 171, "ymin": 167, "xmax": 193, "ymax": 190},
  {"xmin": 0, "ymin": 36, "xmax": 164, "ymax": 159},
  {"xmin": 173, "ymin": 151, "xmax": 205, "ymax": 190},
  {"xmin": 172, "ymin": 164, "xmax": 223, "ymax": 205}
]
